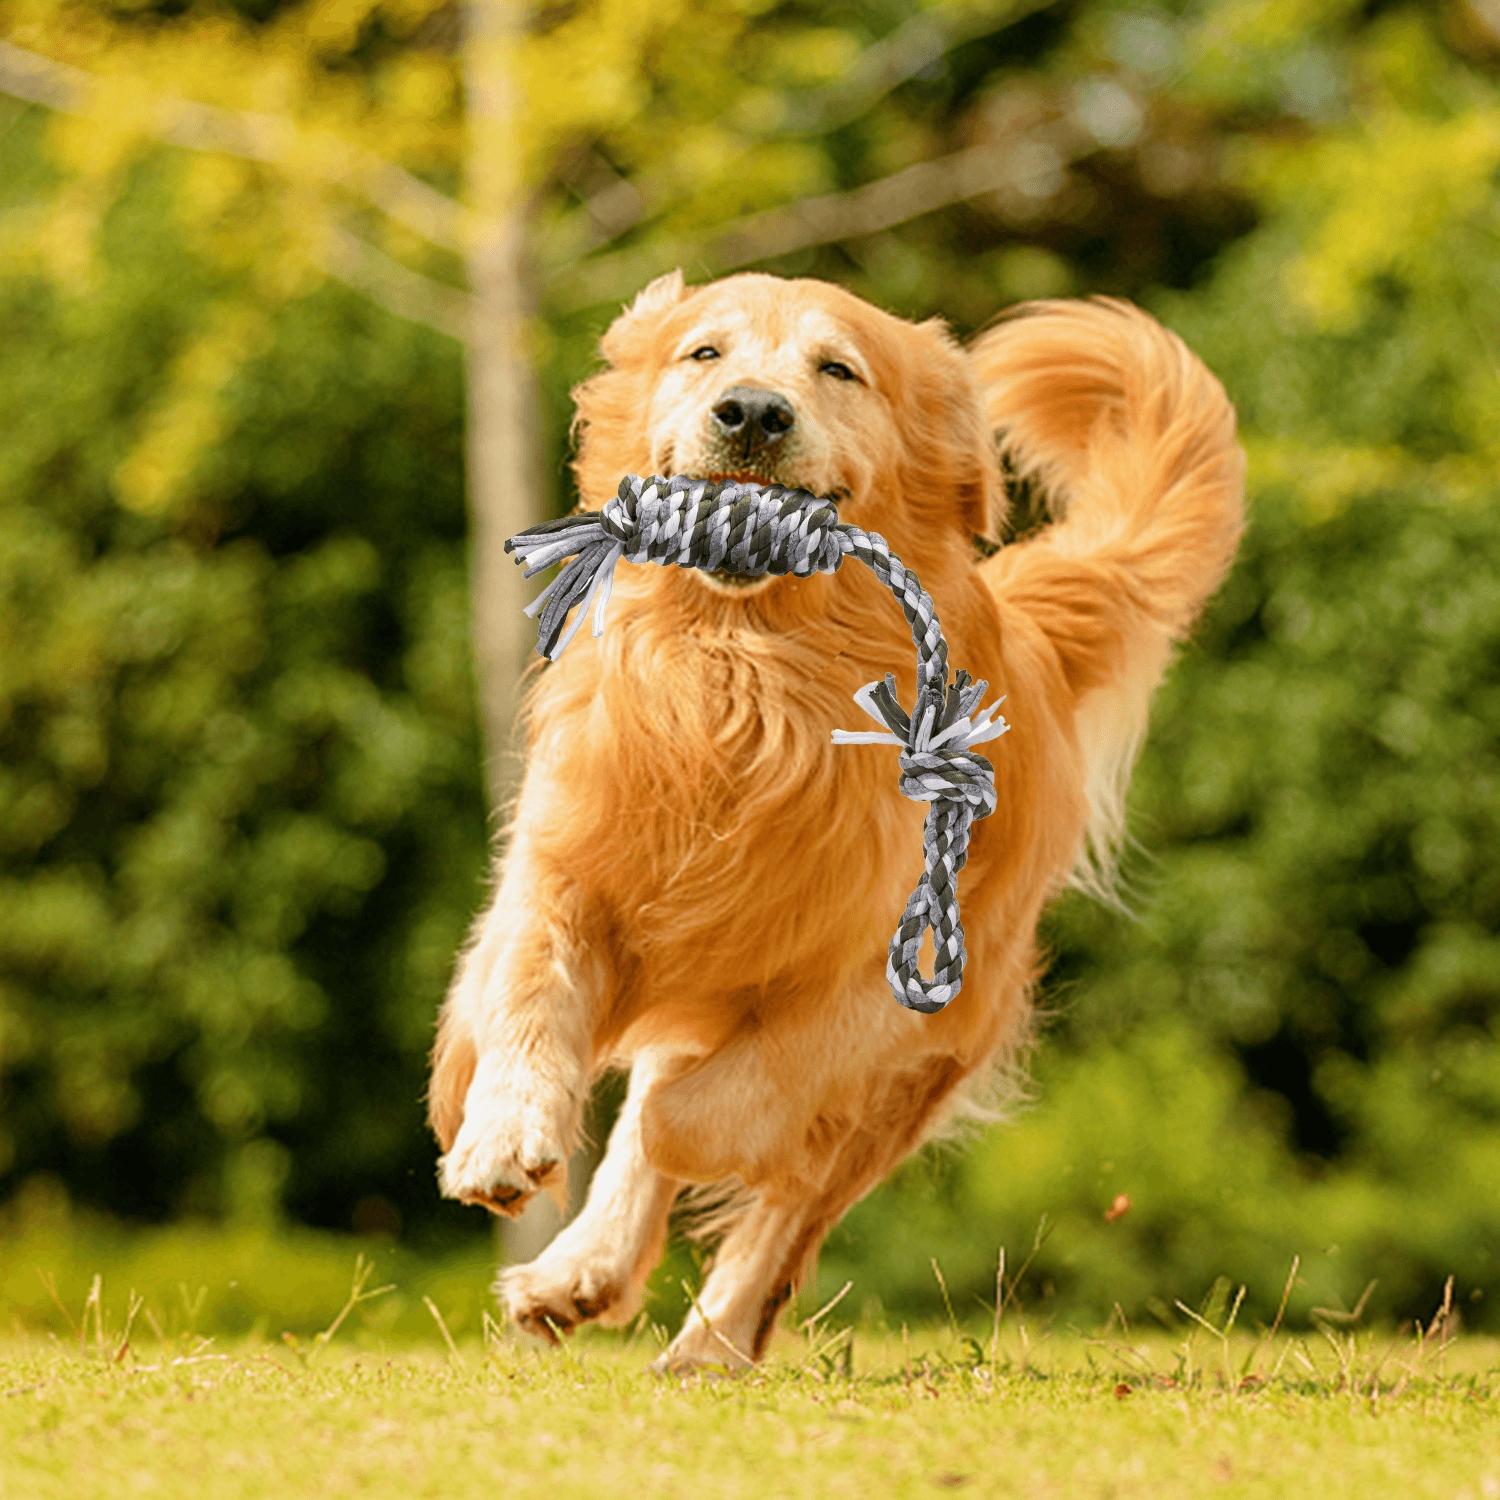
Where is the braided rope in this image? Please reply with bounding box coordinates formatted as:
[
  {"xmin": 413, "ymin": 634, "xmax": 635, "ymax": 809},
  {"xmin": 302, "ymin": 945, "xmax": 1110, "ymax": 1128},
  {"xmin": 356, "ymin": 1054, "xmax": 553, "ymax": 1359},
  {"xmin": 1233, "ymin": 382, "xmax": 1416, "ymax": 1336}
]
[{"xmin": 505, "ymin": 475, "xmax": 1010, "ymax": 1013}]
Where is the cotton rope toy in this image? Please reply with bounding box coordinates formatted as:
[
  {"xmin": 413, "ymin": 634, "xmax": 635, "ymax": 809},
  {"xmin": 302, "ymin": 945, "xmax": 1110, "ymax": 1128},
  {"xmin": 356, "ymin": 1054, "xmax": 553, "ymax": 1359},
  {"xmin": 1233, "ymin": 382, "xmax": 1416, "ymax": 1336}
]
[{"xmin": 505, "ymin": 474, "xmax": 1011, "ymax": 1014}]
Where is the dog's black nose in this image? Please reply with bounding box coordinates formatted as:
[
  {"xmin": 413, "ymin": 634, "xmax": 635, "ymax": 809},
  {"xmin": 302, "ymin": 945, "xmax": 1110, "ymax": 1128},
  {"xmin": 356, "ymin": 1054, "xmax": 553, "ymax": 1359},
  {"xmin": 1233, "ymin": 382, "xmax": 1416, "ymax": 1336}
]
[{"xmin": 711, "ymin": 385, "xmax": 796, "ymax": 451}]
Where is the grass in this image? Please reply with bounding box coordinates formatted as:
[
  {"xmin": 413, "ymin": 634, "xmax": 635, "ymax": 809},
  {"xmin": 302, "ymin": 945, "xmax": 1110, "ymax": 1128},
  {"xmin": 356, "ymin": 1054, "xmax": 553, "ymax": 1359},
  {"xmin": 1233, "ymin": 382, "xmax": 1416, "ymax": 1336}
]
[{"xmin": 3, "ymin": 1256, "xmax": 1497, "ymax": 1499}]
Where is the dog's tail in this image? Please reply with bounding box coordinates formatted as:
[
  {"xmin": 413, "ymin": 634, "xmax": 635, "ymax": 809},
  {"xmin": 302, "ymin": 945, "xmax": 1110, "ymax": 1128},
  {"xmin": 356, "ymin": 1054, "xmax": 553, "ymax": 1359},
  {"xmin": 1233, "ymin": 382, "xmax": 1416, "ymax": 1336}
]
[{"xmin": 968, "ymin": 298, "xmax": 1245, "ymax": 895}]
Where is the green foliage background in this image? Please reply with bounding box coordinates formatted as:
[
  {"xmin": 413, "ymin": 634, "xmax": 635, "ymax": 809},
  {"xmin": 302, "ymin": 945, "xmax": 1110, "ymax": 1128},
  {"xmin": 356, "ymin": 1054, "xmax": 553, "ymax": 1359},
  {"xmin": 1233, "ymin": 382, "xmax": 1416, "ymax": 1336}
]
[{"xmin": 1, "ymin": 0, "xmax": 1497, "ymax": 1331}]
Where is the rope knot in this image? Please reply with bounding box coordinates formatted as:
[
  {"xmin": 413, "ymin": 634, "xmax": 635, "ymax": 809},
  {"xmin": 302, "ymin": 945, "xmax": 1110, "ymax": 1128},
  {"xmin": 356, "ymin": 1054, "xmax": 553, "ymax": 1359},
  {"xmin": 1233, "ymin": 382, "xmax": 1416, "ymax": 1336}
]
[
  {"xmin": 607, "ymin": 475, "xmax": 845, "ymax": 576},
  {"xmin": 896, "ymin": 745, "xmax": 998, "ymax": 817},
  {"xmin": 505, "ymin": 475, "xmax": 847, "ymax": 658}
]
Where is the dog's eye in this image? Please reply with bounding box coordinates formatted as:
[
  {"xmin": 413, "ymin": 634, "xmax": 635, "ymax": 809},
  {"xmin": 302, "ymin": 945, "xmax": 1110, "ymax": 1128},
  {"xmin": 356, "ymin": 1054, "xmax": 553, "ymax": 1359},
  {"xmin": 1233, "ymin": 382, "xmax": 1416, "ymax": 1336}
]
[
  {"xmin": 820, "ymin": 360, "xmax": 858, "ymax": 382},
  {"xmin": 689, "ymin": 345, "xmax": 720, "ymax": 362}
]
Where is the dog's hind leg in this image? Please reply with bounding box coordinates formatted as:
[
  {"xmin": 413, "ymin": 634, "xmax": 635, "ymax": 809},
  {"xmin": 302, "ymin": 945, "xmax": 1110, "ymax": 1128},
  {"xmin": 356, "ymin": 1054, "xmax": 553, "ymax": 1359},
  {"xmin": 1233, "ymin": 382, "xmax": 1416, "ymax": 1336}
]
[
  {"xmin": 499, "ymin": 1052, "xmax": 681, "ymax": 1340},
  {"xmin": 635, "ymin": 984, "xmax": 921, "ymax": 1189},
  {"xmin": 654, "ymin": 1053, "xmax": 966, "ymax": 1372}
]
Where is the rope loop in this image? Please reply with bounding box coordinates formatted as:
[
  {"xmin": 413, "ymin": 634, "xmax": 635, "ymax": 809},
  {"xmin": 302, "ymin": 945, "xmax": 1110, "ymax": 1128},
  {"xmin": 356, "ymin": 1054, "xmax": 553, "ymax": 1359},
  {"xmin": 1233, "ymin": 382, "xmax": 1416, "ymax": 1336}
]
[
  {"xmin": 506, "ymin": 475, "xmax": 1010, "ymax": 1012},
  {"xmin": 833, "ymin": 670, "xmax": 1008, "ymax": 1011}
]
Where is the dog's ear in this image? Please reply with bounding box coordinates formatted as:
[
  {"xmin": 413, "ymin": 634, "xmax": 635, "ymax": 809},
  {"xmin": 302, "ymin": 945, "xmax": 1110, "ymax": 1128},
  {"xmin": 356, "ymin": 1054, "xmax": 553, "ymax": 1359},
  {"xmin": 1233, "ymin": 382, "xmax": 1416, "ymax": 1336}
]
[
  {"xmin": 572, "ymin": 270, "xmax": 689, "ymax": 503},
  {"xmin": 904, "ymin": 319, "xmax": 1004, "ymax": 542},
  {"xmin": 600, "ymin": 268, "xmax": 688, "ymax": 365}
]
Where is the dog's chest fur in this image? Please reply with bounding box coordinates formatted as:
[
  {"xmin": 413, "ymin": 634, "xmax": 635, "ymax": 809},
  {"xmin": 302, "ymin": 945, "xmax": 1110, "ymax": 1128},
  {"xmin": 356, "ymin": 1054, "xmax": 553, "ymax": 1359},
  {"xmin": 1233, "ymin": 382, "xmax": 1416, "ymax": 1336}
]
[{"xmin": 525, "ymin": 614, "xmax": 926, "ymax": 999}]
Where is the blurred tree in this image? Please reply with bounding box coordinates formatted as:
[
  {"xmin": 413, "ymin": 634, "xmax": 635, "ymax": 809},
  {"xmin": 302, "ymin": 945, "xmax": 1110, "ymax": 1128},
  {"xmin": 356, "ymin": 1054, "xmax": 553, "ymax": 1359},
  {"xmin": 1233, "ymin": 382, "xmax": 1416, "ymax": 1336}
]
[
  {"xmin": 0, "ymin": 163, "xmax": 481, "ymax": 1226},
  {"xmin": 0, "ymin": 3, "xmax": 528, "ymax": 778},
  {"xmin": 0, "ymin": 0, "xmax": 1496, "ymax": 1330},
  {"xmin": 1, "ymin": 0, "xmax": 1186, "ymax": 1233}
]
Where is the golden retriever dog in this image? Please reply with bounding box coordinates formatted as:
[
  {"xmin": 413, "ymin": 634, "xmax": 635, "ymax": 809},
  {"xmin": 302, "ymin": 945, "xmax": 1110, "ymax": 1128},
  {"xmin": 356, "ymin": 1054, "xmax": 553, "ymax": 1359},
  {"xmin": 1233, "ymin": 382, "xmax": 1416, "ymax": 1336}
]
[{"xmin": 428, "ymin": 271, "xmax": 1244, "ymax": 1370}]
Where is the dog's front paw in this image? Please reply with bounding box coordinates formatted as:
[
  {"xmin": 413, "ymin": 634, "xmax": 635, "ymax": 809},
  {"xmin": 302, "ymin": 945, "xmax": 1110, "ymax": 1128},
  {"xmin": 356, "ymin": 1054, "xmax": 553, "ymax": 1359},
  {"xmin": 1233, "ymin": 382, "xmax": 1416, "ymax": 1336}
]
[
  {"xmin": 438, "ymin": 1091, "xmax": 570, "ymax": 1217},
  {"xmin": 499, "ymin": 1253, "xmax": 636, "ymax": 1342}
]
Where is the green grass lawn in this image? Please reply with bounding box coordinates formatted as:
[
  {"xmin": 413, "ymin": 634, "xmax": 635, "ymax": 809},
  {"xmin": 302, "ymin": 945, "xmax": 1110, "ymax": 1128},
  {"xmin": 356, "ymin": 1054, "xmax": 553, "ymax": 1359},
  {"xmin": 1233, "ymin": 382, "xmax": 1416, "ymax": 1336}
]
[{"xmin": 3, "ymin": 1264, "xmax": 1496, "ymax": 1500}]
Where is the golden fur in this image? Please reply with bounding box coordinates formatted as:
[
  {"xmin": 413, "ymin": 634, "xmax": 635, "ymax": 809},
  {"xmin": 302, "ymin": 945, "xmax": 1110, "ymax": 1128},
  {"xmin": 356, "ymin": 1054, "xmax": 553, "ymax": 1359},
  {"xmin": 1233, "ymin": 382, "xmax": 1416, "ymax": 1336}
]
[{"xmin": 429, "ymin": 273, "xmax": 1245, "ymax": 1368}]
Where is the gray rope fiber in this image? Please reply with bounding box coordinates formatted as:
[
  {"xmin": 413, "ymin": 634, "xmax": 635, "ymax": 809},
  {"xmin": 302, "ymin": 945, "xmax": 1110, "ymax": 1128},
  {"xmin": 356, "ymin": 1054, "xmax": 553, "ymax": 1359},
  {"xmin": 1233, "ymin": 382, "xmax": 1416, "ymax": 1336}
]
[{"xmin": 505, "ymin": 474, "xmax": 1010, "ymax": 1013}]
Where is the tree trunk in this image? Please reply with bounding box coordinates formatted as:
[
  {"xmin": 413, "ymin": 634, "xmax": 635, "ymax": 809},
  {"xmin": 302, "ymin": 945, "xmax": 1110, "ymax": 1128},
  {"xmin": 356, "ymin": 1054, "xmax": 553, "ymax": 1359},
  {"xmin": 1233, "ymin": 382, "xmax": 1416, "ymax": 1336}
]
[
  {"xmin": 463, "ymin": 0, "xmax": 540, "ymax": 793},
  {"xmin": 462, "ymin": 0, "xmax": 586, "ymax": 1264}
]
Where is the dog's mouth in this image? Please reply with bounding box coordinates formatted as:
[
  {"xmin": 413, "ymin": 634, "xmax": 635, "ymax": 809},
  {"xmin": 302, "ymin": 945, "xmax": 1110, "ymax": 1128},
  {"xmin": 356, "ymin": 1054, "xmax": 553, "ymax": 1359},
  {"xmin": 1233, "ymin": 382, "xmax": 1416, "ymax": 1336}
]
[
  {"xmin": 693, "ymin": 469, "xmax": 846, "ymax": 592},
  {"xmin": 696, "ymin": 470, "xmax": 784, "ymax": 591}
]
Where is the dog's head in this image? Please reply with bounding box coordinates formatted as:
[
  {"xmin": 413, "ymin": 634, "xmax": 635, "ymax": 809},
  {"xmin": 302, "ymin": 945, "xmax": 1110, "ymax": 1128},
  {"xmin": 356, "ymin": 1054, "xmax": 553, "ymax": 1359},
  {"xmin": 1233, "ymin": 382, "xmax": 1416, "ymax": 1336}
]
[{"xmin": 572, "ymin": 272, "xmax": 1001, "ymax": 595}]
